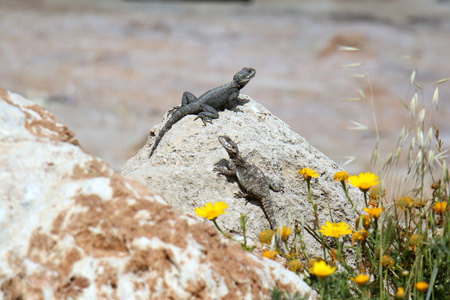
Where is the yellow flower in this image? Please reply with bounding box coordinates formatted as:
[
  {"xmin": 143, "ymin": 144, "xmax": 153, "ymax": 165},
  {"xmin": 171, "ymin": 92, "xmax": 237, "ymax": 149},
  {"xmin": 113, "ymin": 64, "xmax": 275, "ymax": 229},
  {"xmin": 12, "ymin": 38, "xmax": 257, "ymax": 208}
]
[
  {"xmin": 276, "ymin": 226, "xmax": 293, "ymax": 242},
  {"xmin": 351, "ymin": 274, "xmax": 370, "ymax": 287},
  {"xmin": 409, "ymin": 234, "xmax": 424, "ymax": 249},
  {"xmin": 259, "ymin": 229, "xmax": 274, "ymax": 245},
  {"xmin": 412, "ymin": 198, "xmax": 426, "ymax": 209},
  {"xmin": 262, "ymin": 250, "xmax": 278, "ymax": 260},
  {"xmin": 363, "ymin": 207, "xmax": 385, "ymax": 219},
  {"xmin": 395, "ymin": 287, "xmax": 406, "ymax": 299},
  {"xmin": 414, "ymin": 281, "xmax": 429, "ymax": 292},
  {"xmin": 195, "ymin": 202, "xmax": 228, "ymax": 220},
  {"xmin": 334, "ymin": 171, "xmax": 350, "ymax": 182},
  {"xmin": 381, "ymin": 255, "xmax": 394, "ymax": 267},
  {"xmin": 308, "ymin": 258, "xmax": 323, "ymax": 270},
  {"xmin": 352, "ymin": 228, "xmax": 369, "ymax": 244},
  {"xmin": 310, "ymin": 260, "xmax": 336, "ymax": 279},
  {"xmin": 369, "ymin": 186, "xmax": 385, "ymax": 206},
  {"xmin": 355, "ymin": 215, "xmax": 371, "ymax": 229},
  {"xmin": 319, "ymin": 221, "xmax": 353, "ymax": 238},
  {"xmin": 288, "ymin": 260, "xmax": 304, "ymax": 273},
  {"xmin": 433, "ymin": 201, "xmax": 448, "ymax": 214},
  {"xmin": 349, "ymin": 172, "xmax": 380, "ymax": 192},
  {"xmin": 396, "ymin": 196, "xmax": 413, "ymax": 211},
  {"xmin": 298, "ymin": 168, "xmax": 319, "ymax": 181}
]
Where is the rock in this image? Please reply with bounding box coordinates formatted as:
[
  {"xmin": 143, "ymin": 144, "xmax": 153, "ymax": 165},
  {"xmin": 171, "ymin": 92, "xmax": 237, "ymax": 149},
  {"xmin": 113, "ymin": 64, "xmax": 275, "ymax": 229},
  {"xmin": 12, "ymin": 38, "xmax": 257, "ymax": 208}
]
[
  {"xmin": 0, "ymin": 89, "xmax": 314, "ymax": 299},
  {"xmin": 122, "ymin": 95, "xmax": 362, "ymax": 258}
]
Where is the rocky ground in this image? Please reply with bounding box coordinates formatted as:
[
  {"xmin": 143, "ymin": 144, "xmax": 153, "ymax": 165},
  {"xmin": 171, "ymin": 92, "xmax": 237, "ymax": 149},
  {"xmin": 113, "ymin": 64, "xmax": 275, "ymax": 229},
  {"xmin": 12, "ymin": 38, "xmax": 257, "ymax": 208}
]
[{"xmin": 1, "ymin": 0, "xmax": 449, "ymax": 173}]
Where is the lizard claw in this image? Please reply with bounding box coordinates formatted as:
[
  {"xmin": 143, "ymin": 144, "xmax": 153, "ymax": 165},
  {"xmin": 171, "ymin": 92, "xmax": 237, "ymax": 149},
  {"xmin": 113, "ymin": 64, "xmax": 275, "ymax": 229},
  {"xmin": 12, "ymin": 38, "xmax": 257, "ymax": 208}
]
[
  {"xmin": 213, "ymin": 166, "xmax": 226, "ymax": 176},
  {"xmin": 234, "ymin": 191, "xmax": 247, "ymax": 199},
  {"xmin": 193, "ymin": 116, "xmax": 212, "ymax": 125},
  {"xmin": 202, "ymin": 118, "xmax": 212, "ymax": 126}
]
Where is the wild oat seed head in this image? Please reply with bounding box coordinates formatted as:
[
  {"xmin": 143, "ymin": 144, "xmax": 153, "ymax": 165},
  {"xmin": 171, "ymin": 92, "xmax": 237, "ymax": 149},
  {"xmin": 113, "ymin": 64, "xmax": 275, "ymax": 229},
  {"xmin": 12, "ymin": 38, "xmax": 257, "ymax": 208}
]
[
  {"xmin": 417, "ymin": 108, "xmax": 426, "ymax": 124},
  {"xmin": 432, "ymin": 87, "xmax": 439, "ymax": 105}
]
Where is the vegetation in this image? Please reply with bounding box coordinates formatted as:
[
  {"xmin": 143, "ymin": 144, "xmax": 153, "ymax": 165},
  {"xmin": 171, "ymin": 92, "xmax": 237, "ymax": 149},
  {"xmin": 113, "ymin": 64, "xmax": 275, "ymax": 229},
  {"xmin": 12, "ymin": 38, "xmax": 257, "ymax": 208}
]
[{"xmin": 195, "ymin": 52, "xmax": 450, "ymax": 299}]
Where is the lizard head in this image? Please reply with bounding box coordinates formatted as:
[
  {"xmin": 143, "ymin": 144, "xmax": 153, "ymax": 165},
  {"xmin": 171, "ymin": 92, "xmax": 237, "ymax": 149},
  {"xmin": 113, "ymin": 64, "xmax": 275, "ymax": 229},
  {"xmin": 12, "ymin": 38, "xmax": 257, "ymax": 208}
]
[
  {"xmin": 233, "ymin": 68, "xmax": 256, "ymax": 87},
  {"xmin": 218, "ymin": 135, "xmax": 239, "ymax": 156}
]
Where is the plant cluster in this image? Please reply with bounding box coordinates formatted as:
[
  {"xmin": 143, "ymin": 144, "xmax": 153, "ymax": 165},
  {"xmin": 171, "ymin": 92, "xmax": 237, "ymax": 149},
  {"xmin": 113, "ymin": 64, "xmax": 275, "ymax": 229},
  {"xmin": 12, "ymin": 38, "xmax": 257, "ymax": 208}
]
[{"xmin": 194, "ymin": 65, "xmax": 449, "ymax": 299}]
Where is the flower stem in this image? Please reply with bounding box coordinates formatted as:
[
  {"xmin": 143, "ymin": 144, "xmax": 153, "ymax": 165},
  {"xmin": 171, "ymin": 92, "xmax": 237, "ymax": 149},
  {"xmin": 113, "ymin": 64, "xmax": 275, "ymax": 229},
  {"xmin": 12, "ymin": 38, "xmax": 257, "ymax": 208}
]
[
  {"xmin": 341, "ymin": 181, "xmax": 354, "ymax": 207},
  {"xmin": 212, "ymin": 219, "xmax": 237, "ymax": 242},
  {"xmin": 307, "ymin": 180, "xmax": 319, "ymax": 228}
]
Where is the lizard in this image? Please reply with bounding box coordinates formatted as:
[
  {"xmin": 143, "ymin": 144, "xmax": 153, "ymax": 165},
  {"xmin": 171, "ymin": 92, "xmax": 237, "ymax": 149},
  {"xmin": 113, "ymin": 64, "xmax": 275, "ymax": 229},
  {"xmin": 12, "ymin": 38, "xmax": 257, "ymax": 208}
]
[
  {"xmin": 213, "ymin": 135, "xmax": 283, "ymax": 232},
  {"xmin": 148, "ymin": 67, "xmax": 256, "ymax": 158}
]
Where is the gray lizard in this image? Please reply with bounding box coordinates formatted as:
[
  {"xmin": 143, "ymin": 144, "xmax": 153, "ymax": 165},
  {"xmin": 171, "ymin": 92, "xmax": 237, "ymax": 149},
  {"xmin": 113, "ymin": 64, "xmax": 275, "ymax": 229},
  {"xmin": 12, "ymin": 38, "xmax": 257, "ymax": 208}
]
[
  {"xmin": 148, "ymin": 68, "xmax": 256, "ymax": 158},
  {"xmin": 214, "ymin": 135, "xmax": 282, "ymax": 231}
]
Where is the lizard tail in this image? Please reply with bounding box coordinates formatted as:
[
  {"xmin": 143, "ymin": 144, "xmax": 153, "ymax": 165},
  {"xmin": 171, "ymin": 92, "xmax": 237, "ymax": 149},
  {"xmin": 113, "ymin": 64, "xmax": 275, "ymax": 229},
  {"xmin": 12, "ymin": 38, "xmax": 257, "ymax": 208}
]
[
  {"xmin": 261, "ymin": 196, "xmax": 278, "ymax": 230},
  {"xmin": 148, "ymin": 110, "xmax": 182, "ymax": 158},
  {"xmin": 262, "ymin": 196, "xmax": 288, "ymax": 255}
]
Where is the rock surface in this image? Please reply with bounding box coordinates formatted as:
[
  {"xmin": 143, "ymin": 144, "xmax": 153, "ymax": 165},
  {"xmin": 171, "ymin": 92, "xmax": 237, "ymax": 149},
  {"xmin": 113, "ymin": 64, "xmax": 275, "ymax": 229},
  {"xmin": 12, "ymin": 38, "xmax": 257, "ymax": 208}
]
[
  {"xmin": 122, "ymin": 95, "xmax": 362, "ymax": 257},
  {"xmin": 0, "ymin": 89, "xmax": 314, "ymax": 299}
]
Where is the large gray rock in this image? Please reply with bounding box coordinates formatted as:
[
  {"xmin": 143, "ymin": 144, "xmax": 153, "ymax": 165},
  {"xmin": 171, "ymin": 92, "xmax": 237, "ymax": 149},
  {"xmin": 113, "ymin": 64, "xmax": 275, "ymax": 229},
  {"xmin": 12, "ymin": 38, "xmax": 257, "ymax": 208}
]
[
  {"xmin": 0, "ymin": 89, "xmax": 314, "ymax": 300},
  {"xmin": 122, "ymin": 95, "xmax": 362, "ymax": 257}
]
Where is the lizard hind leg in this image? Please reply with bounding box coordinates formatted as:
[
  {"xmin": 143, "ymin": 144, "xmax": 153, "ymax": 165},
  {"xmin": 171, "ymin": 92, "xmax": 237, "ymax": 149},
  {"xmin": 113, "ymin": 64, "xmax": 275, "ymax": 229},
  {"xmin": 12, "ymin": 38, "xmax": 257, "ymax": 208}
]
[
  {"xmin": 269, "ymin": 180, "xmax": 284, "ymax": 193},
  {"xmin": 182, "ymin": 91, "xmax": 198, "ymax": 106},
  {"xmin": 168, "ymin": 91, "xmax": 198, "ymax": 115}
]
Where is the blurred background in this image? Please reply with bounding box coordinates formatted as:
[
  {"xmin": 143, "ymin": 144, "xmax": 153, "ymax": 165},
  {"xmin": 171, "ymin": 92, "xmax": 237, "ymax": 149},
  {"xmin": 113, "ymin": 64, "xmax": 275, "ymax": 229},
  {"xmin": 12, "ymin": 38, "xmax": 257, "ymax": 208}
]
[{"xmin": 1, "ymin": 0, "xmax": 449, "ymax": 173}]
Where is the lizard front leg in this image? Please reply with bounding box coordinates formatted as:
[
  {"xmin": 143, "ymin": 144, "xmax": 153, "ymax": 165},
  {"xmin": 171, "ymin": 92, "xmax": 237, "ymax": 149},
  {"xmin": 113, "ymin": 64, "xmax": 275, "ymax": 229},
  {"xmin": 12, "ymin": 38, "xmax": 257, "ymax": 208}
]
[
  {"xmin": 225, "ymin": 90, "xmax": 243, "ymax": 112},
  {"xmin": 213, "ymin": 160, "xmax": 236, "ymax": 177}
]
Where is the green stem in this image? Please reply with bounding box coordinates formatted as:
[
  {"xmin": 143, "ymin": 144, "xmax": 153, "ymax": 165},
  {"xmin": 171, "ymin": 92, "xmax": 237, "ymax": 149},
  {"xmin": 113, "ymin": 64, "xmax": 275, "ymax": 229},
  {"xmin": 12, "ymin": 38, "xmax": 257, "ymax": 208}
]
[
  {"xmin": 212, "ymin": 219, "xmax": 237, "ymax": 243},
  {"xmin": 307, "ymin": 180, "xmax": 319, "ymax": 228},
  {"xmin": 341, "ymin": 181, "xmax": 354, "ymax": 207}
]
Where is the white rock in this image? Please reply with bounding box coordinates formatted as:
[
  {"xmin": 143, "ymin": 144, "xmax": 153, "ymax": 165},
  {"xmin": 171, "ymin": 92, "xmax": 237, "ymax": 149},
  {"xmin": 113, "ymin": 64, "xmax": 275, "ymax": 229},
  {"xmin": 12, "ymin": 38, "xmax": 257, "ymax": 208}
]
[{"xmin": 0, "ymin": 89, "xmax": 314, "ymax": 299}]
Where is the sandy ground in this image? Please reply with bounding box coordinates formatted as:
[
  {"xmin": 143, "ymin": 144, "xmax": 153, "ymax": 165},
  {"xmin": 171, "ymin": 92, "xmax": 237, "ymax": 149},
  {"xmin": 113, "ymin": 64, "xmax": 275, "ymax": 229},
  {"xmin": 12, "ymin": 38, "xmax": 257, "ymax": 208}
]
[{"xmin": 1, "ymin": 0, "xmax": 449, "ymax": 173}]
